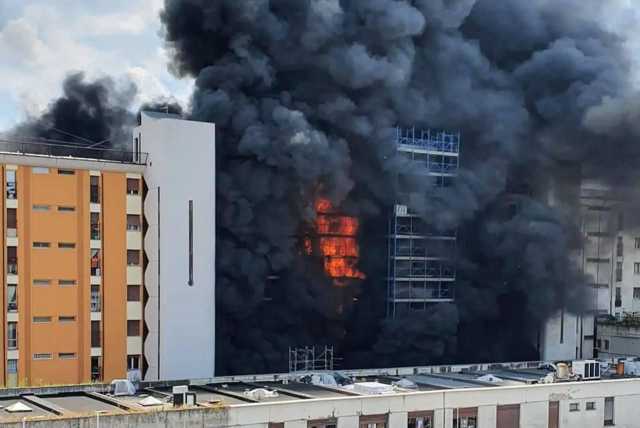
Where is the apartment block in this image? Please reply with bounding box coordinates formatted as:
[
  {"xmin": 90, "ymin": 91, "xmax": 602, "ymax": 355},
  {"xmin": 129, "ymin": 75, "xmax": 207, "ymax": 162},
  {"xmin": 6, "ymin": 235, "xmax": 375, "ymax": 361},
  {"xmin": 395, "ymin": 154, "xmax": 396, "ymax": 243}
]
[
  {"xmin": 0, "ymin": 111, "xmax": 215, "ymax": 387},
  {"xmin": 0, "ymin": 155, "xmax": 144, "ymax": 387}
]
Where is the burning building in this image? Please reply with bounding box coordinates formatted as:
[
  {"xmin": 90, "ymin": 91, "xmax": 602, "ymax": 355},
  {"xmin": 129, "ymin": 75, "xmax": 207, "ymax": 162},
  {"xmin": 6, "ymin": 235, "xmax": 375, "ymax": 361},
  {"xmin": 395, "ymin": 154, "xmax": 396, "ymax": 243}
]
[
  {"xmin": 306, "ymin": 198, "xmax": 365, "ymax": 287},
  {"xmin": 387, "ymin": 128, "xmax": 460, "ymax": 317}
]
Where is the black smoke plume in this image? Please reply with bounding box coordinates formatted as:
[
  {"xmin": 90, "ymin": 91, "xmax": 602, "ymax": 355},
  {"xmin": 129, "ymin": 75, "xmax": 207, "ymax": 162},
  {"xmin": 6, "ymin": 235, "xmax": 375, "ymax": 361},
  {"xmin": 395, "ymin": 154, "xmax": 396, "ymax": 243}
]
[
  {"xmin": 159, "ymin": 0, "xmax": 640, "ymax": 374},
  {"xmin": 11, "ymin": 72, "xmax": 136, "ymax": 148}
]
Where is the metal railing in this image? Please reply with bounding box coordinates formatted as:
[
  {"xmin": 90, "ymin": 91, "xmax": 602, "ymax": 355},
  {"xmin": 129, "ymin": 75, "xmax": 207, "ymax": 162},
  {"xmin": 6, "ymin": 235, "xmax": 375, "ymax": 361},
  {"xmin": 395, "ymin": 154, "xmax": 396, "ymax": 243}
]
[
  {"xmin": 0, "ymin": 138, "xmax": 148, "ymax": 165},
  {"xmin": 395, "ymin": 127, "xmax": 460, "ymax": 154}
]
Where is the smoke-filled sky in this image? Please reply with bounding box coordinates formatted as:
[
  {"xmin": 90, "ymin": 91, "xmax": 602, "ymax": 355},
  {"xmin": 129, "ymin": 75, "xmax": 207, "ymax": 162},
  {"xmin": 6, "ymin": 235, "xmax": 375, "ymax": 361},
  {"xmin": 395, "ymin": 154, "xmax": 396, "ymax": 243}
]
[
  {"xmin": 1, "ymin": 0, "xmax": 640, "ymax": 133},
  {"xmin": 6, "ymin": 0, "xmax": 640, "ymax": 375},
  {"xmin": 0, "ymin": 0, "xmax": 192, "ymax": 132}
]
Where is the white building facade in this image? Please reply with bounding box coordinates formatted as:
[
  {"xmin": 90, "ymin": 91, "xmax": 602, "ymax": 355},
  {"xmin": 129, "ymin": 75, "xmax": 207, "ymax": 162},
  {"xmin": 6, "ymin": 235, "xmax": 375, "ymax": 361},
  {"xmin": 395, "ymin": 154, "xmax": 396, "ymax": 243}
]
[
  {"xmin": 542, "ymin": 179, "xmax": 640, "ymax": 361},
  {"xmin": 133, "ymin": 111, "xmax": 216, "ymax": 380}
]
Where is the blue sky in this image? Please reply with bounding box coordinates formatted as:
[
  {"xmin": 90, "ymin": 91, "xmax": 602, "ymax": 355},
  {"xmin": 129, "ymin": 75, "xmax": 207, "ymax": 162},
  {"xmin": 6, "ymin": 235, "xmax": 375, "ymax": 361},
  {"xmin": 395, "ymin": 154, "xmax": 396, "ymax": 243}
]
[{"xmin": 0, "ymin": 0, "xmax": 192, "ymax": 132}]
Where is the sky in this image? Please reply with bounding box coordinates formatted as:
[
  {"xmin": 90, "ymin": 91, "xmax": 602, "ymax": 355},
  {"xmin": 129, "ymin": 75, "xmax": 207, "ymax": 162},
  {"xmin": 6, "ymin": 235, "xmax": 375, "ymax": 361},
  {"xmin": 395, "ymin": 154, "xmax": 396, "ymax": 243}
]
[
  {"xmin": 0, "ymin": 0, "xmax": 192, "ymax": 132},
  {"xmin": 1, "ymin": 0, "xmax": 640, "ymax": 134}
]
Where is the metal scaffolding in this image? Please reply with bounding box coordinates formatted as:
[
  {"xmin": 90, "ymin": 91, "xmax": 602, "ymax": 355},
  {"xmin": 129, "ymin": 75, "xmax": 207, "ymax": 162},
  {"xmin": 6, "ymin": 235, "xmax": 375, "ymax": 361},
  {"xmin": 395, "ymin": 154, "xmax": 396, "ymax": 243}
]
[
  {"xmin": 288, "ymin": 346, "xmax": 335, "ymax": 373},
  {"xmin": 387, "ymin": 127, "xmax": 461, "ymax": 318}
]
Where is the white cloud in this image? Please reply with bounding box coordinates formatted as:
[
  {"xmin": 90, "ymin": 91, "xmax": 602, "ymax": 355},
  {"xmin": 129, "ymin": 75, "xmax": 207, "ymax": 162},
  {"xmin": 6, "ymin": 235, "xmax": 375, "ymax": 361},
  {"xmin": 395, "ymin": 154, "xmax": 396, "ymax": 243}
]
[{"xmin": 0, "ymin": 0, "xmax": 191, "ymax": 131}]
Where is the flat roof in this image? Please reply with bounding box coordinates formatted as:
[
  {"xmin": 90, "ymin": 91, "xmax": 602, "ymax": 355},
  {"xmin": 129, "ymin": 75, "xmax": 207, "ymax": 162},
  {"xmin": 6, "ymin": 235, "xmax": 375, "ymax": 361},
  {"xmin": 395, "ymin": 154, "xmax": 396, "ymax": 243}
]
[
  {"xmin": 0, "ymin": 360, "xmax": 635, "ymax": 423},
  {"xmin": 0, "ymin": 138, "xmax": 147, "ymax": 167}
]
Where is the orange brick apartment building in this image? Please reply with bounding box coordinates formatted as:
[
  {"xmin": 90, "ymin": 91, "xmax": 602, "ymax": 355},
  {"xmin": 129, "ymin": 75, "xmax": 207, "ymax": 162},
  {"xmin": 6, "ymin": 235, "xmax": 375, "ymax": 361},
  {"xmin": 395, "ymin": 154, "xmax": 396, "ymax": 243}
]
[{"xmin": 0, "ymin": 153, "xmax": 144, "ymax": 387}]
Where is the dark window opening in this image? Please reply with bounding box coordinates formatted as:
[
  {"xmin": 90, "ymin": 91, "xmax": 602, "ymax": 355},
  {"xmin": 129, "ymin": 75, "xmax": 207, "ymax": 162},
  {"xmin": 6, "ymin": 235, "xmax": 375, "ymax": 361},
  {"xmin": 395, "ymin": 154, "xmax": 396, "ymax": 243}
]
[
  {"xmin": 127, "ymin": 284, "xmax": 140, "ymax": 302},
  {"xmin": 91, "ymin": 212, "xmax": 100, "ymax": 240},
  {"xmin": 127, "ymin": 250, "xmax": 140, "ymax": 266},
  {"xmin": 127, "ymin": 214, "xmax": 141, "ymax": 231},
  {"xmin": 91, "ymin": 321, "xmax": 101, "ymax": 347},
  {"xmin": 90, "ymin": 176, "xmax": 100, "ymax": 203},
  {"xmin": 127, "ymin": 320, "xmax": 140, "ymax": 337},
  {"xmin": 91, "ymin": 285, "xmax": 101, "ymax": 312},
  {"xmin": 127, "ymin": 178, "xmax": 140, "ymax": 195},
  {"xmin": 7, "ymin": 246, "xmax": 17, "ymax": 274},
  {"xmin": 91, "ymin": 249, "xmax": 101, "ymax": 276}
]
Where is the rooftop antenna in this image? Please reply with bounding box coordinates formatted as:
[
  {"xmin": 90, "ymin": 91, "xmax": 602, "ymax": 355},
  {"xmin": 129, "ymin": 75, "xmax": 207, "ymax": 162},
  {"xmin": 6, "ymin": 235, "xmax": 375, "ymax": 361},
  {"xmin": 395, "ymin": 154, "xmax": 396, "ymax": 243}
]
[{"xmin": 52, "ymin": 128, "xmax": 96, "ymax": 145}]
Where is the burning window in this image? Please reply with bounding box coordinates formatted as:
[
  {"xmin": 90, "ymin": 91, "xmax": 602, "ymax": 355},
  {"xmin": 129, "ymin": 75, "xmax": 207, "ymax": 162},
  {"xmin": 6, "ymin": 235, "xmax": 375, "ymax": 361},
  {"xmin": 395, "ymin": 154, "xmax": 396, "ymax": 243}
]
[{"xmin": 306, "ymin": 198, "xmax": 365, "ymax": 286}]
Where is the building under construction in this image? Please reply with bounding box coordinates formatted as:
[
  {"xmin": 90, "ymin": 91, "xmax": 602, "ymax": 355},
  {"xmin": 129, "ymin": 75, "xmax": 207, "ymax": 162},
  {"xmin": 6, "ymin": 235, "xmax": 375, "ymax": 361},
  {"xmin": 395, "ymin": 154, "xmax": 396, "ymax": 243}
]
[{"xmin": 387, "ymin": 128, "xmax": 460, "ymax": 317}]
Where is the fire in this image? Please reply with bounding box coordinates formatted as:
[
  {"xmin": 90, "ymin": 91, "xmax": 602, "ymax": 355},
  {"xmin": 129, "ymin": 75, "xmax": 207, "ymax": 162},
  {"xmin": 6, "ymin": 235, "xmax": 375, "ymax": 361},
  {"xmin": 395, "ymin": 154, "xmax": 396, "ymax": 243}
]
[{"xmin": 309, "ymin": 198, "xmax": 365, "ymax": 285}]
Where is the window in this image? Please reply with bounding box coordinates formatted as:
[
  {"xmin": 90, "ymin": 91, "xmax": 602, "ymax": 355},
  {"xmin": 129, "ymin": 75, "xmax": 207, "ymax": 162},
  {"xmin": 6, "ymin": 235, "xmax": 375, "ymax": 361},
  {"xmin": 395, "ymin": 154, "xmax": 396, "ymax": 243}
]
[
  {"xmin": 91, "ymin": 356, "xmax": 102, "ymax": 381},
  {"xmin": 7, "ymin": 322, "xmax": 17, "ymax": 349},
  {"xmin": 635, "ymin": 262, "xmax": 640, "ymax": 275},
  {"xmin": 597, "ymin": 339, "xmax": 602, "ymax": 348},
  {"xmin": 33, "ymin": 242, "xmax": 50, "ymax": 248},
  {"xmin": 32, "ymin": 204, "xmax": 50, "ymax": 211},
  {"xmin": 359, "ymin": 415, "xmax": 387, "ymax": 428},
  {"xmin": 7, "ymin": 246, "xmax": 17, "ymax": 274},
  {"xmin": 91, "ymin": 321, "xmax": 101, "ymax": 347},
  {"xmin": 605, "ymin": 339, "xmax": 610, "ymax": 350},
  {"xmin": 58, "ymin": 242, "xmax": 76, "ymax": 249},
  {"xmin": 615, "ymin": 287, "xmax": 622, "ymax": 307},
  {"xmin": 635, "ymin": 237, "xmax": 640, "ymax": 249},
  {"xmin": 33, "ymin": 316, "xmax": 51, "ymax": 323},
  {"xmin": 6, "ymin": 169, "xmax": 17, "ymax": 199},
  {"xmin": 7, "ymin": 359, "xmax": 17, "ymax": 374},
  {"xmin": 127, "ymin": 214, "xmax": 141, "ymax": 231},
  {"xmin": 7, "ymin": 208, "xmax": 17, "ymax": 232},
  {"xmin": 57, "ymin": 169, "xmax": 75, "ymax": 175},
  {"xmin": 91, "ymin": 249, "xmax": 101, "ymax": 275},
  {"xmin": 605, "ymin": 397, "xmax": 614, "ymax": 426},
  {"xmin": 617, "ymin": 236, "xmax": 623, "ymax": 257},
  {"xmin": 127, "ymin": 250, "xmax": 140, "ymax": 266},
  {"xmin": 586, "ymin": 402, "xmax": 596, "ymax": 411},
  {"xmin": 7, "ymin": 285, "xmax": 17, "ymax": 312},
  {"xmin": 33, "ymin": 353, "xmax": 52, "ymax": 360},
  {"xmin": 309, "ymin": 419, "xmax": 337, "ymax": 428},
  {"xmin": 127, "ymin": 320, "xmax": 140, "ymax": 337},
  {"xmin": 91, "ymin": 212, "xmax": 100, "ymax": 240},
  {"xmin": 616, "ymin": 261, "xmax": 623, "ymax": 282},
  {"xmin": 569, "ymin": 403, "xmax": 579, "ymax": 412},
  {"xmin": 32, "ymin": 167, "xmax": 49, "ymax": 174},
  {"xmin": 33, "ymin": 279, "xmax": 50, "ymax": 286},
  {"xmin": 59, "ymin": 353, "xmax": 76, "ymax": 359},
  {"xmin": 58, "ymin": 206, "xmax": 75, "ymax": 212},
  {"xmin": 127, "ymin": 284, "xmax": 140, "ymax": 302},
  {"xmin": 127, "ymin": 355, "xmax": 140, "ymax": 370},
  {"xmin": 59, "ymin": 279, "xmax": 76, "ymax": 287},
  {"xmin": 408, "ymin": 413, "xmax": 433, "ymax": 428},
  {"xmin": 452, "ymin": 408, "xmax": 477, "ymax": 428},
  {"xmin": 91, "ymin": 285, "xmax": 101, "ymax": 311},
  {"xmin": 127, "ymin": 178, "xmax": 140, "ymax": 195},
  {"xmin": 58, "ymin": 316, "xmax": 76, "ymax": 323},
  {"xmin": 90, "ymin": 176, "xmax": 100, "ymax": 203},
  {"xmin": 635, "ymin": 287, "xmax": 640, "ymax": 300}
]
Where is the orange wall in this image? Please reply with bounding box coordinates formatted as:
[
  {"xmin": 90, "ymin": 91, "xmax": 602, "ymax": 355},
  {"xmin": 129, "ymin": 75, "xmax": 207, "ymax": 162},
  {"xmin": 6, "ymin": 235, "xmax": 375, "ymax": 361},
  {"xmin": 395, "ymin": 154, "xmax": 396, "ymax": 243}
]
[
  {"xmin": 4, "ymin": 166, "xmax": 130, "ymax": 386},
  {"xmin": 102, "ymin": 172, "xmax": 127, "ymax": 382}
]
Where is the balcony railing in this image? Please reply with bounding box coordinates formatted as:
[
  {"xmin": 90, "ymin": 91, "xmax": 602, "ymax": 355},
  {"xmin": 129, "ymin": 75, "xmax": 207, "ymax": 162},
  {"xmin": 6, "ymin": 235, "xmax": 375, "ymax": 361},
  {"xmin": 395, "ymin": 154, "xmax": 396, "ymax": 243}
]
[
  {"xmin": 7, "ymin": 263, "xmax": 17, "ymax": 275},
  {"xmin": 7, "ymin": 338, "xmax": 17, "ymax": 350},
  {"xmin": 0, "ymin": 138, "xmax": 148, "ymax": 165},
  {"xmin": 7, "ymin": 301, "xmax": 17, "ymax": 312}
]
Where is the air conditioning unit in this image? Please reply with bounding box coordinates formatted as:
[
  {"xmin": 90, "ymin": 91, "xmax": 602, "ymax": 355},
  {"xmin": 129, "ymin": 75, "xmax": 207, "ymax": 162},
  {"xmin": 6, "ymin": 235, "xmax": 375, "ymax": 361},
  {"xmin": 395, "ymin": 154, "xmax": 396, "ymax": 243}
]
[{"xmin": 572, "ymin": 360, "xmax": 601, "ymax": 380}]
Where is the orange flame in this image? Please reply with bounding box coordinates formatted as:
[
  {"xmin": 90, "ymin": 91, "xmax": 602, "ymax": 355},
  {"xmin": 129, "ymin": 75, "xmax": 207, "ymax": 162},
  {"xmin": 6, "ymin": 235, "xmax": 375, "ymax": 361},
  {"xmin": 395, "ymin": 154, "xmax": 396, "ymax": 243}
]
[{"xmin": 310, "ymin": 198, "xmax": 365, "ymax": 284}]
